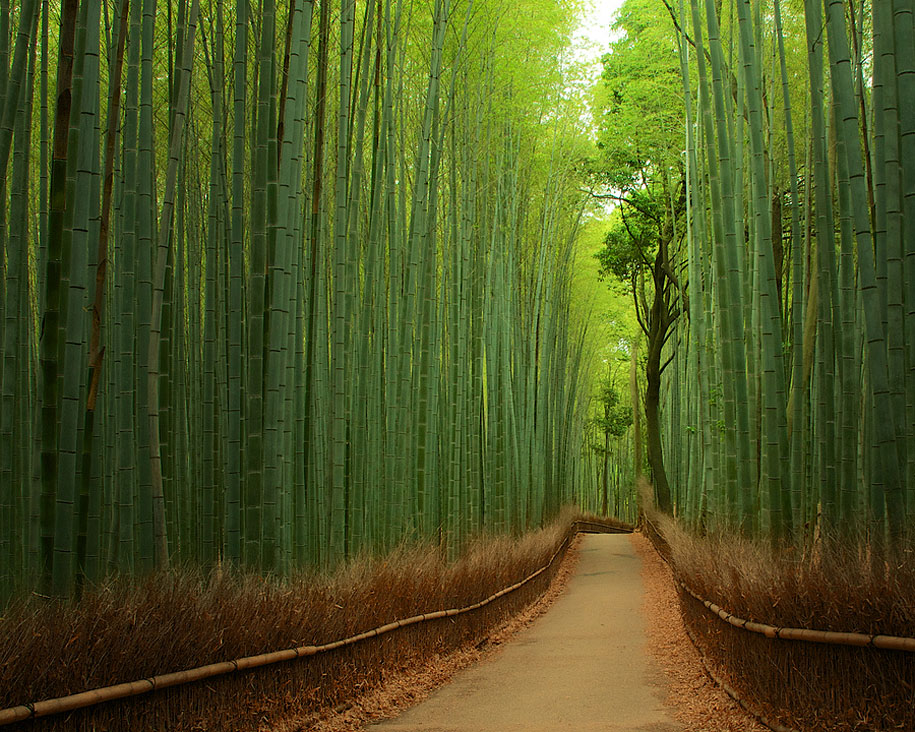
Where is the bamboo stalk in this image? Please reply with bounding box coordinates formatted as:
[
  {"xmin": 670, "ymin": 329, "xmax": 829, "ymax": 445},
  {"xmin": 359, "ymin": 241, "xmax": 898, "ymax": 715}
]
[{"xmin": 147, "ymin": 0, "xmax": 201, "ymax": 570}]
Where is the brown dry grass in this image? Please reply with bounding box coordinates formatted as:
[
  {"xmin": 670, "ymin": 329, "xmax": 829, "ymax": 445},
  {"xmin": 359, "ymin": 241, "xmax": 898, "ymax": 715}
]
[
  {"xmin": 649, "ymin": 512, "xmax": 915, "ymax": 732},
  {"xmin": 0, "ymin": 510, "xmax": 623, "ymax": 732}
]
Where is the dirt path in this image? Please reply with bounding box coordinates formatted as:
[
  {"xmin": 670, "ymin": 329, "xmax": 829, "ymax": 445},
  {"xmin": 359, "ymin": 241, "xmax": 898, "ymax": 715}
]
[{"xmin": 367, "ymin": 533, "xmax": 681, "ymax": 732}]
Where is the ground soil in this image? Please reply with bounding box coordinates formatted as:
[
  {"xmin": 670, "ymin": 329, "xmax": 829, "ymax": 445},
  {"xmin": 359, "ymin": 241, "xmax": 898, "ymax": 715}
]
[
  {"xmin": 632, "ymin": 531, "xmax": 768, "ymax": 732},
  {"xmin": 276, "ymin": 531, "xmax": 767, "ymax": 732}
]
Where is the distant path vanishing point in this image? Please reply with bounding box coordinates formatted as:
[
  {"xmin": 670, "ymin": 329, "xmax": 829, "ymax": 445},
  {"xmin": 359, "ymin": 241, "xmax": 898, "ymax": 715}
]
[{"xmin": 367, "ymin": 533, "xmax": 681, "ymax": 732}]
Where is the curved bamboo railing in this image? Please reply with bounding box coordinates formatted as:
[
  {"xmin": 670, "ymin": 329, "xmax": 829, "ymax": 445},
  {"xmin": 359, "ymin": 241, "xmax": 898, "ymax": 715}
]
[
  {"xmin": 643, "ymin": 516, "xmax": 915, "ymax": 653},
  {"xmin": 678, "ymin": 581, "xmax": 915, "ymax": 651},
  {"xmin": 641, "ymin": 516, "xmax": 799, "ymax": 732},
  {"xmin": 642, "ymin": 515, "xmax": 915, "ymax": 732},
  {"xmin": 0, "ymin": 519, "xmax": 631, "ymax": 726},
  {"xmin": 679, "ymin": 620, "xmax": 799, "ymax": 732}
]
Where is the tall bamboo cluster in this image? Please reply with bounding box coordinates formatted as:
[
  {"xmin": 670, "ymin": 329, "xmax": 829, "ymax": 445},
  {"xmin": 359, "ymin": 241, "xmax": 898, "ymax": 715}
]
[
  {"xmin": 0, "ymin": 0, "xmax": 594, "ymax": 600},
  {"xmin": 662, "ymin": 0, "xmax": 914, "ymax": 549},
  {"xmin": 581, "ymin": 420, "xmax": 638, "ymax": 525}
]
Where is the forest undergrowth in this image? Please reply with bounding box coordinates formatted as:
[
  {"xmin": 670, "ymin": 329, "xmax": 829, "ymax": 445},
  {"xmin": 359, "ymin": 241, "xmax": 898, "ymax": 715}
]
[
  {"xmin": 0, "ymin": 510, "xmax": 625, "ymax": 732},
  {"xmin": 647, "ymin": 509, "xmax": 915, "ymax": 732}
]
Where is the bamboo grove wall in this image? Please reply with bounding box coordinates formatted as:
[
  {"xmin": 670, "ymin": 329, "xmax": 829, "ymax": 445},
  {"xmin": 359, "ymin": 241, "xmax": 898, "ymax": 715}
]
[
  {"xmin": 0, "ymin": 0, "xmax": 598, "ymax": 600},
  {"xmin": 658, "ymin": 0, "xmax": 915, "ymax": 547}
]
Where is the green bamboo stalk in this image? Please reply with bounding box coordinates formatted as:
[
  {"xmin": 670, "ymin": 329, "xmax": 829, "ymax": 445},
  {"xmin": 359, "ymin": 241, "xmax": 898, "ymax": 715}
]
[
  {"xmin": 244, "ymin": 0, "xmax": 277, "ymax": 569},
  {"xmin": 735, "ymin": 0, "xmax": 789, "ymax": 540},
  {"xmin": 303, "ymin": 0, "xmax": 331, "ymax": 567},
  {"xmin": 890, "ymin": 0, "xmax": 915, "ymax": 517},
  {"xmin": 825, "ymin": 0, "xmax": 905, "ymax": 544},
  {"xmin": 79, "ymin": 0, "xmax": 129, "ymax": 588},
  {"xmin": 689, "ymin": 0, "xmax": 742, "ymax": 528},
  {"xmin": 113, "ymin": 0, "xmax": 141, "ymax": 574},
  {"xmin": 0, "ymin": 2, "xmax": 38, "ymax": 600},
  {"xmin": 38, "ymin": 0, "xmax": 79, "ymax": 593},
  {"xmin": 266, "ymin": 0, "xmax": 313, "ymax": 571},
  {"xmin": 329, "ymin": 0, "xmax": 357, "ymax": 562},
  {"xmin": 773, "ymin": 0, "xmax": 805, "ymax": 537},
  {"xmin": 147, "ymin": 0, "xmax": 201, "ymax": 570},
  {"xmin": 202, "ymin": 21, "xmax": 222, "ymax": 567},
  {"xmin": 224, "ymin": 0, "xmax": 247, "ymax": 566},
  {"xmin": 133, "ymin": 0, "xmax": 159, "ymax": 573},
  {"xmin": 54, "ymin": 0, "xmax": 101, "ymax": 595},
  {"xmin": 0, "ymin": 0, "xmax": 38, "ymax": 177}
]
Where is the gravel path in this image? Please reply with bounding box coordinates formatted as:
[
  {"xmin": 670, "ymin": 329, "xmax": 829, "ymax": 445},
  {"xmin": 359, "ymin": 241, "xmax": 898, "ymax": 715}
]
[{"xmin": 366, "ymin": 533, "xmax": 681, "ymax": 732}]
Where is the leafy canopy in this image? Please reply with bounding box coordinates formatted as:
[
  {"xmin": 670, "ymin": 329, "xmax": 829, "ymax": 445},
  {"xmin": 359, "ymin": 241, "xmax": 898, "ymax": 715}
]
[
  {"xmin": 595, "ymin": 379, "xmax": 633, "ymax": 438},
  {"xmin": 594, "ymin": 189, "xmax": 661, "ymax": 283},
  {"xmin": 593, "ymin": 0, "xmax": 685, "ymax": 191}
]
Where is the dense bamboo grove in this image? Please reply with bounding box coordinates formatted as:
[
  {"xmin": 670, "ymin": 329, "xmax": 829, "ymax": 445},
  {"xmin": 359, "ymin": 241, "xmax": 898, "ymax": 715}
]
[
  {"xmin": 642, "ymin": 0, "xmax": 915, "ymax": 548},
  {"xmin": 0, "ymin": 0, "xmax": 599, "ymax": 600}
]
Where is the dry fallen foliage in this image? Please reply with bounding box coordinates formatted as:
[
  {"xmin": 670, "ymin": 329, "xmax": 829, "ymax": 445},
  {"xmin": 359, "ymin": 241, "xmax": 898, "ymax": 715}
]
[
  {"xmin": 0, "ymin": 511, "xmax": 623, "ymax": 732},
  {"xmin": 633, "ymin": 531, "xmax": 767, "ymax": 732},
  {"xmin": 308, "ymin": 522, "xmax": 772, "ymax": 732}
]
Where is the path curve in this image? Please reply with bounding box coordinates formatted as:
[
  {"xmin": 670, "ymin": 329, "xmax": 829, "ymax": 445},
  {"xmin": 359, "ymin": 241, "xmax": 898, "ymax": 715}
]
[{"xmin": 367, "ymin": 533, "xmax": 681, "ymax": 732}]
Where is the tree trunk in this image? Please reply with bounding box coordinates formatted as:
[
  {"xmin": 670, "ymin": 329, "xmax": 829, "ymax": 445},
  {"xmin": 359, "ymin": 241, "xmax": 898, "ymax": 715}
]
[
  {"xmin": 630, "ymin": 340, "xmax": 642, "ymax": 480},
  {"xmin": 601, "ymin": 413, "xmax": 610, "ymax": 516},
  {"xmin": 645, "ymin": 329, "xmax": 672, "ymax": 512}
]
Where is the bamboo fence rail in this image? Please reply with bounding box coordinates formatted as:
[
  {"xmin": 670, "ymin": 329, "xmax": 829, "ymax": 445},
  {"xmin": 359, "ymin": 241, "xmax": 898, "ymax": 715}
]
[
  {"xmin": 643, "ymin": 516, "xmax": 915, "ymax": 653},
  {"xmin": 679, "ymin": 618, "xmax": 800, "ymax": 732},
  {"xmin": 678, "ymin": 582, "xmax": 915, "ymax": 652}
]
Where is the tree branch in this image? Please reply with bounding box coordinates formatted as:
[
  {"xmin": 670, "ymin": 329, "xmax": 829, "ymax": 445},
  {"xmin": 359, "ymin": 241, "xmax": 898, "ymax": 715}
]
[
  {"xmin": 582, "ymin": 187, "xmax": 663, "ymax": 224},
  {"xmin": 632, "ymin": 272, "xmax": 650, "ymax": 337},
  {"xmin": 660, "ymin": 350, "xmax": 677, "ymax": 374},
  {"xmin": 660, "ymin": 0, "xmax": 709, "ymax": 63}
]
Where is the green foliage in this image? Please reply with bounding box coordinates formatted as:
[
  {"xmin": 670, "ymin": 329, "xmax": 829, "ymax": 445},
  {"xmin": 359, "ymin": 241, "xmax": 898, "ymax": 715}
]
[
  {"xmin": 594, "ymin": 381, "xmax": 632, "ymax": 438},
  {"xmin": 570, "ymin": 216, "xmax": 640, "ymax": 395},
  {"xmin": 593, "ymin": 0, "xmax": 685, "ymax": 189},
  {"xmin": 594, "ymin": 190, "xmax": 660, "ymax": 283}
]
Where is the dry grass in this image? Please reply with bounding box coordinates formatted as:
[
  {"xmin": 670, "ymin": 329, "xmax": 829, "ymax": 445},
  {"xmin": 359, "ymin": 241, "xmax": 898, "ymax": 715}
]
[
  {"xmin": 648, "ymin": 512, "xmax": 915, "ymax": 732},
  {"xmin": 0, "ymin": 510, "xmax": 620, "ymax": 732}
]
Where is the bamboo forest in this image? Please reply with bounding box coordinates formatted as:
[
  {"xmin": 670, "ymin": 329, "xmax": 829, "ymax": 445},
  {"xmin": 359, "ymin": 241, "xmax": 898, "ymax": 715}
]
[{"xmin": 0, "ymin": 0, "xmax": 913, "ymax": 729}]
